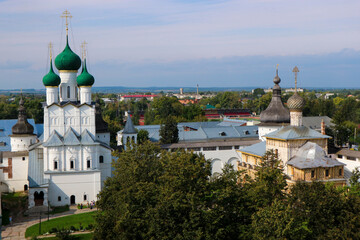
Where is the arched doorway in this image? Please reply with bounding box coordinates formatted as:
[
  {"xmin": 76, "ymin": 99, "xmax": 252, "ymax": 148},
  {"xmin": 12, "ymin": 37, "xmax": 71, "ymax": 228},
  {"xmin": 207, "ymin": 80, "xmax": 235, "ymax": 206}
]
[
  {"xmin": 70, "ymin": 195, "xmax": 76, "ymax": 205},
  {"xmin": 34, "ymin": 191, "xmax": 44, "ymax": 206}
]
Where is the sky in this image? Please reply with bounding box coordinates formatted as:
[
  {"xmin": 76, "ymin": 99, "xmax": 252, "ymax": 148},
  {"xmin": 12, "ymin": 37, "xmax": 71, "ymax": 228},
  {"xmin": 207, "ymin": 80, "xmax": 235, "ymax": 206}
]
[{"xmin": 0, "ymin": 0, "xmax": 359, "ymax": 89}]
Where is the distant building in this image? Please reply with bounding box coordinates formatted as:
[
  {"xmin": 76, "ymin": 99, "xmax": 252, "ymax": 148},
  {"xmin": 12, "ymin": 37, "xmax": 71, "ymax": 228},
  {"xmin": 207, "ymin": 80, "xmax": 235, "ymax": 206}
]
[
  {"xmin": 117, "ymin": 118, "xmax": 260, "ymax": 175},
  {"xmin": 335, "ymin": 149, "xmax": 360, "ymax": 178},
  {"xmin": 204, "ymin": 109, "xmax": 252, "ymax": 120},
  {"xmin": 101, "ymin": 98, "xmax": 115, "ymax": 105},
  {"xmin": 285, "ymin": 88, "xmax": 304, "ymax": 93},
  {"xmin": 119, "ymin": 94, "xmax": 157, "ymax": 102}
]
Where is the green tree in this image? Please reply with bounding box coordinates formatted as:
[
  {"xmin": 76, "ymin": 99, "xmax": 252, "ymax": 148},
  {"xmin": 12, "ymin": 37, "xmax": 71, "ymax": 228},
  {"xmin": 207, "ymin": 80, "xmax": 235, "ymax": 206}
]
[
  {"xmin": 252, "ymin": 182, "xmax": 360, "ymax": 240},
  {"xmin": 137, "ymin": 129, "xmax": 149, "ymax": 144},
  {"xmin": 248, "ymin": 150, "xmax": 287, "ymax": 208},
  {"xmin": 159, "ymin": 116, "xmax": 179, "ymax": 144},
  {"xmin": 252, "ymin": 88, "xmax": 265, "ymax": 97},
  {"xmin": 205, "ymin": 165, "xmax": 253, "ymax": 239},
  {"xmin": 94, "ymin": 142, "xmax": 211, "ymax": 240},
  {"xmin": 349, "ymin": 167, "xmax": 360, "ymax": 195}
]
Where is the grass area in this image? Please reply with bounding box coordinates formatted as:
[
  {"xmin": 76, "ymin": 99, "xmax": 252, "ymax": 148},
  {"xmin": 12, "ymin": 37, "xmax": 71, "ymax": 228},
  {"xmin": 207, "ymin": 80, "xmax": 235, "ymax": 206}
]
[
  {"xmin": 2, "ymin": 192, "xmax": 27, "ymax": 200},
  {"xmin": 25, "ymin": 212, "xmax": 96, "ymax": 238},
  {"xmin": 2, "ymin": 192, "xmax": 28, "ymax": 225},
  {"xmin": 40, "ymin": 233, "xmax": 93, "ymax": 240},
  {"xmin": 50, "ymin": 205, "xmax": 70, "ymax": 214}
]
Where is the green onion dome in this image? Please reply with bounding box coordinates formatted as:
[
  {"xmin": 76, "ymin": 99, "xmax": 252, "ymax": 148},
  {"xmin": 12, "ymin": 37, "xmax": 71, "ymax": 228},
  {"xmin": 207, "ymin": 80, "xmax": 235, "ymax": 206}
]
[
  {"xmin": 55, "ymin": 36, "xmax": 81, "ymax": 71},
  {"xmin": 43, "ymin": 59, "xmax": 61, "ymax": 86},
  {"xmin": 77, "ymin": 59, "xmax": 95, "ymax": 86}
]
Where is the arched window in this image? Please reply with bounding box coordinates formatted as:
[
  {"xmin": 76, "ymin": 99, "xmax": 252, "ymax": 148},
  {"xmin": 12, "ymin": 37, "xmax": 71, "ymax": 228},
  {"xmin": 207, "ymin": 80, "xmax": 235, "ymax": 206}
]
[
  {"xmin": 126, "ymin": 136, "xmax": 130, "ymax": 144},
  {"xmin": 54, "ymin": 160, "xmax": 58, "ymax": 170},
  {"xmin": 67, "ymin": 86, "xmax": 70, "ymax": 98},
  {"xmin": 58, "ymin": 196, "xmax": 61, "ymax": 201},
  {"xmin": 99, "ymin": 156, "xmax": 104, "ymax": 163},
  {"xmin": 87, "ymin": 159, "xmax": 91, "ymax": 169},
  {"xmin": 70, "ymin": 160, "xmax": 74, "ymax": 169},
  {"xmin": 24, "ymin": 184, "xmax": 28, "ymax": 191}
]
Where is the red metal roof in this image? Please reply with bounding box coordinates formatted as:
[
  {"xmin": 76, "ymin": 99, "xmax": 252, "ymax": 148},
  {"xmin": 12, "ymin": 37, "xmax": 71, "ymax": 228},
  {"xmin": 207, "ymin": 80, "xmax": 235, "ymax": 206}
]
[{"xmin": 122, "ymin": 95, "xmax": 157, "ymax": 98}]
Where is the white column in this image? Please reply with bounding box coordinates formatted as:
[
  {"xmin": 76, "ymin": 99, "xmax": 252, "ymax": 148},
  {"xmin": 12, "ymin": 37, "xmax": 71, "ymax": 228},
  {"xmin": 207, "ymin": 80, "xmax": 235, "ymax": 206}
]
[
  {"xmin": 80, "ymin": 86, "xmax": 92, "ymax": 104},
  {"xmin": 290, "ymin": 111, "xmax": 302, "ymax": 127},
  {"xmin": 46, "ymin": 87, "xmax": 59, "ymax": 105},
  {"xmin": 59, "ymin": 71, "xmax": 78, "ymax": 102}
]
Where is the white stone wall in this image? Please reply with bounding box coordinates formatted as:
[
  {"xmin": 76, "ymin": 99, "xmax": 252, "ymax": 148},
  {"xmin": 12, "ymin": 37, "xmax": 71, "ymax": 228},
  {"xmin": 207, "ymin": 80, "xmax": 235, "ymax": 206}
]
[
  {"xmin": 96, "ymin": 132, "xmax": 110, "ymax": 146},
  {"xmin": 10, "ymin": 135, "xmax": 37, "ymax": 152},
  {"xmin": 46, "ymin": 171, "xmax": 101, "ymax": 206},
  {"xmin": 46, "ymin": 87, "xmax": 59, "ymax": 105},
  {"xmin": 290, "ymin": 111, "xmax": 302, "ymax": 127},
  {"xmin": 258, "ymin": 126, "xmax": 281, "ymax": 141},
  {"xmin": 79, "ymin": 87, "xmax": 92, "ymax": 104},
  {"xmin": 44, "ymin": 104, "xmax": 96, "ymax": 140},
  {"xmin": 193, "ymin": 148, "xmax": 241, "ymax": 175},
  {"xmin": 1, "ymin": 155, "xmax": 29, "ymax": 192},
  {"xmin": 59, "ymin": 72, "xmax": 78, "ymax": 102},
  {"xmin": 28, "ymin": 187, "xmax": 48, "ymax": 208}
]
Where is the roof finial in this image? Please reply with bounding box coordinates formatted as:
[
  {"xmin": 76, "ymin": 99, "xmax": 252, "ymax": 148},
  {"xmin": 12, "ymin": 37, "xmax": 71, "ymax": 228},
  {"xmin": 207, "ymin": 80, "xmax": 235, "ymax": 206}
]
[
  {"xmin": 292, "ymin": 66, "xmax": 299, "ymax": 93},
  {"xmin": 80, "ymin": 40, "xmax": 88, "ymax": 61},
  {"xmin": 48, "ymin": 42, "xmax": 53, "ymax": 60},
  {"xmin": 61, "ymin": 10, "xmax": 72, "ymax": 36},
  {"xmin": 276, "ymin": 64, "xmax": 279, "ymax": 75}
]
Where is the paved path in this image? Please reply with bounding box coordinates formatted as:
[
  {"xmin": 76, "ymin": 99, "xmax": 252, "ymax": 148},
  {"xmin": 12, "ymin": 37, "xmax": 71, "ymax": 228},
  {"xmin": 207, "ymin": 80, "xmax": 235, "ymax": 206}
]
[{"xmin": 1, "ymin": 206, "xmax": 97, "ymax": 240}]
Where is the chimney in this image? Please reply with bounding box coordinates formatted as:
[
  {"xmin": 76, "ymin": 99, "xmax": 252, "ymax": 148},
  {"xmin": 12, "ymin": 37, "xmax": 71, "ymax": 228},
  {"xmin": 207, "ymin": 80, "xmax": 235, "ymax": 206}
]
[{"xmin": 321, "ymin": 118, "xmax": 325, "ymax": 135}]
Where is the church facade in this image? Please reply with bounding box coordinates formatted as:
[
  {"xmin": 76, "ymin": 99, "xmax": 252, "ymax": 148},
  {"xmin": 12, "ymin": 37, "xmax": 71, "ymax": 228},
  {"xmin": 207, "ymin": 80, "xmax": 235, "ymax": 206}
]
[
  {"xmin": 238, "ymin": 67, "xmax": 346, "ymax": 186},
  {"xmin": 27, "ymin": 21, "xmax": 112, "ymax": 207}
]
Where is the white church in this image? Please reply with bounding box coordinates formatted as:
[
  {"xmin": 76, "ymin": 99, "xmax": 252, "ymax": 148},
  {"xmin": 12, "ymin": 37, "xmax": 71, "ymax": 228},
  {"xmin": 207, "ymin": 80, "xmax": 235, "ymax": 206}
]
[{"xmin": 22, "ymin": 14, "xmax": 112, "ymax": 208}]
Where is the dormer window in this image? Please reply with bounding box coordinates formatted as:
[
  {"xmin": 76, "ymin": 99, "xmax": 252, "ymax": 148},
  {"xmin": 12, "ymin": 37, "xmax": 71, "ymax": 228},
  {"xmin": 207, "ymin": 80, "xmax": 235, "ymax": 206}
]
[
  {"xmin": 219, "ymin": 132, "xmax": 226, "ymax": 136},
  {"xmin": 244, "ymin": 130, "xmax": 250, "ymax": 135}
]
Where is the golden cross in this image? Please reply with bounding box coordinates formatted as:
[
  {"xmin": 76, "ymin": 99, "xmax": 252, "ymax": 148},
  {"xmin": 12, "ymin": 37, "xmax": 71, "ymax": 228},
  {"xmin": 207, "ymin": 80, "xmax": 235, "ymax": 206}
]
[
  {"xmin": 61, "ymin": 10, "xmax": 72, "ymax": 36},
  {"xmin": 48, "ymin": 42, "xmax": 53, "ymax": 60},
  {"xmin": 81, "ymin": 41, "xmax": 88, "ymax": 60}
]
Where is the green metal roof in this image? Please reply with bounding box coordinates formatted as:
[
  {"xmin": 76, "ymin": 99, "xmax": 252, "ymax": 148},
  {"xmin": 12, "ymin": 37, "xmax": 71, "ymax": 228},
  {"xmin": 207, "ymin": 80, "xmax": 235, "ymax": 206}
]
[
  {"xmin": 55, "ymin": 36, "xmax": 81, "ymax": 71},
  {"xmin": 77, "ymin": 59, "xmax": 95, "ymax": 86},
  {"xmin": 43, "ymin": 59, "xmax": 61, "ymax": 86}
]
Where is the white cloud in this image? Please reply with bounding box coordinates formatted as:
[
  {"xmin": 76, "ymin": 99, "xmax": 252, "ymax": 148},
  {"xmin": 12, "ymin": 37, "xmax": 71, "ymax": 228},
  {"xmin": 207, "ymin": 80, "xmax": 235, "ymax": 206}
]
[{"xmin": 0, "ymin": 0, "xmax": 359, "ymax": 87}]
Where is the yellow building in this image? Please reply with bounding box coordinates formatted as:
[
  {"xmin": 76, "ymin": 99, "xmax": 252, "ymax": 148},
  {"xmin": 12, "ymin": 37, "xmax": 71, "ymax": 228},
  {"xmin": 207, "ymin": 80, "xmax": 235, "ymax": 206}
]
[{"xmin": 238, "ymin": 66, "xmax": 346, "ymax": 186}]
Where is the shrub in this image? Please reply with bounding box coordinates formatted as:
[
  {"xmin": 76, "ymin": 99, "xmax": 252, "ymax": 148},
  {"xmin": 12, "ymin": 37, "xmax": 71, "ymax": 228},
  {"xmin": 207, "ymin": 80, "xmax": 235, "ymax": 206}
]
[
  {"xmin": 86, "ymin": 224, "xmax": 94, "ymax": 230},
  {"xmin": 49, "ymin": 227, "xmax": 58, "ymax": 234},
  {"xmin": 56, "ymin": 229, "xmax": 73, "ymax": 240}
]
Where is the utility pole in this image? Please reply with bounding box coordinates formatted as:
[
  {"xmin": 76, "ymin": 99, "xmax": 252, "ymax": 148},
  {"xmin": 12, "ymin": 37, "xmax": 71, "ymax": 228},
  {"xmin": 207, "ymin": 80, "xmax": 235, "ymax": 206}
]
[{"xmin": 39, "ymin": 212, "xmax": 41, "ymax": 235}]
